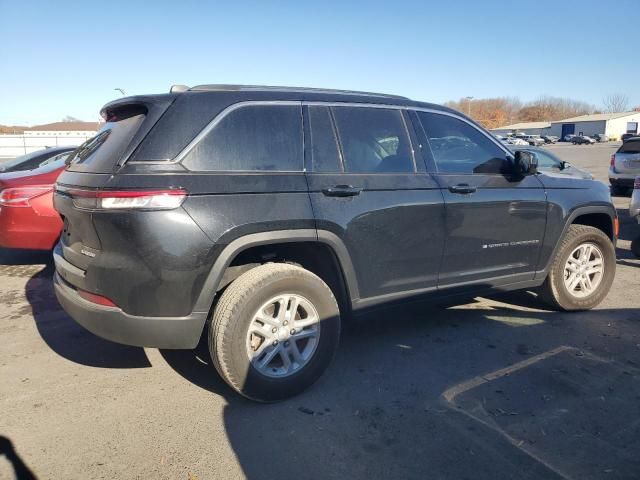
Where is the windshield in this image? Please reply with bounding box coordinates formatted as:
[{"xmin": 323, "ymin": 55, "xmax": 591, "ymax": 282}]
[{"xmin": 0, "ymin": 149, "xmax": 48, "ymax": 171}]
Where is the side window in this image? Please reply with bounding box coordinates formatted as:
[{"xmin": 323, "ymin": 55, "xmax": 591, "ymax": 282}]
[
  {"xmin": 308, "ymin": 106, "xmax": 342, "ymax": 172},
  {"xmin": 182, "ymin": 105, "xmax": 302, "ymax": 171},
  {"xmin": 417, "ymin": 111, "xmax": 509, "ymax": 175},
  {"xmin": 332, "ymin": 107, "xmax": 414, "ymax": 173},
  {"xmin": 533, "ymin": 150, "xmax": 561, "ymax": 168}
]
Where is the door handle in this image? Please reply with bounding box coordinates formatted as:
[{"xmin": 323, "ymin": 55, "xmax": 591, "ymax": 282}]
[
  {"xmin": 322, "ymin": 185, "xmax": 362, "ymax": 197},
  {"xmin": 448, "ymin": 184, "xmax": 477, "ymax": 194}
]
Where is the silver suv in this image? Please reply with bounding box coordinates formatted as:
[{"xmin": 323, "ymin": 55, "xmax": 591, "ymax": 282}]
[
  {"xmin": 609, "ymin": 137, "xmax": 640, "ymax": 195},
  {"xmin": 631, "ymin": 177, "xmax": 640, "ymax": 257}
]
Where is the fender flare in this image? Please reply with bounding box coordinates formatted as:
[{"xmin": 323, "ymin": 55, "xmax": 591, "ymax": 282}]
[
  {"xmin": 536, "ymin": 204, "xmax": 616, "ymax": 277},
  {"xmin": 192, "ymin": 229, "xmax": 359, "ymax": 314}
]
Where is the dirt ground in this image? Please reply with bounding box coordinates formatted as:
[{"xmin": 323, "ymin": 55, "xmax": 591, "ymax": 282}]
[{"xmin": 1, "ymin": 143, "xmax": 639, "ymax": 479}]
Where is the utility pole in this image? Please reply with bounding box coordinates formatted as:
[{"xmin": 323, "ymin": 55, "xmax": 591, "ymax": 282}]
[{"xmin": 465, "ymin": 96, "xmax": 474, "ymax": 116}]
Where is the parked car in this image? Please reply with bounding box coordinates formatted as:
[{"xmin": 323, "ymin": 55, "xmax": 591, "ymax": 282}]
[
  {"xmin": 630, "ymin": 177, "xmax": 640, "ymax": 257},
  {"xmin": 516, "ymin": 134, "xmax": 545, "ymax": 146},
  {"xmin": 0, "ymin": 146, "xmax": 75, "ymax": 173},
  {"xmin": 541, "ymin": 135, "xmax": 558, "ymax": 144},
  {"xmin": 572, "ymin": 135, "xmax": 596, "ymax": 145},
  {"xmin": 621, "ymin": 133, "xmax": 639, "ymax": 142},
  {"xmin": 593, "ymin": 134, "xmax": 609, "ymax": 143},
  {"xmin": 563, "ymin": 134, "xmax": 576, "ymax": 142},
  {"xmin": 510, "ymin": 146, "xmax": 593, "ymax": 179},
  {"xmin": 609, "ymin": 137, "xmax": 640, "ymax": 195},
  {"xmin": 0, "ymin": 155, "xmax": 69, "ymax": 250},
  {"xmin": 502, "ymin": 137, "xmax": 528, "ymax": 146},
  {"xmin": 52, "ymin": 85, "xmax": 618, "ymax": 401}
]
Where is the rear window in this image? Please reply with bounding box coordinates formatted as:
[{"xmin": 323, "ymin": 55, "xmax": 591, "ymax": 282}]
[
  {"xmin": 331, "ymin": 107, "xmax": 414, "ymax": 173},
  {"xmin": 181, "ymin": 104, "xmax": 303, "ymax": 172},
  {"xmin": 66, "ymin": 113, "xmax": 146, "ymax": 173},
  {"xmin": 618, "ymin": 140, "xmax": 640, "ymax": 154}
]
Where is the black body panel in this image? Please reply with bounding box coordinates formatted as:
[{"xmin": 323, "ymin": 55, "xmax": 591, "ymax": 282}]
[{"xmin": 52, "ymin": 86, "xmax": 617, "ymax": 348}]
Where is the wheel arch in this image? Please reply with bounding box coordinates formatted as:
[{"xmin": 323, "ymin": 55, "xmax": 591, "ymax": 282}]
[
  {"xmin": 192, "ymin": 229, "xmax": 359, "ymax": 317},
  {"xmin": 538, "ymin": 205, "xmax": 616, "ymax": 276}
]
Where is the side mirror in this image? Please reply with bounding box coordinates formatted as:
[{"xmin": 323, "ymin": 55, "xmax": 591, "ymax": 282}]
[{"xmin": 513, "ymin": 150, "xmax": 538, "ymax": 175}]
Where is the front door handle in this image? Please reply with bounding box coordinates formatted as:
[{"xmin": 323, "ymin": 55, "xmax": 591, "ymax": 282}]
[
  {"xmin": 322, "ymin": 185, "xmax": 362, "ymax": 197},
  {"xmin": 448, "ymin": 184, "xmax": 477, "ymax": 194}
]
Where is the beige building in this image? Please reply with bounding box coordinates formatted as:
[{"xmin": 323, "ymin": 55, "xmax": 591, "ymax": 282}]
[
  {"xmin": 23, "ymin": 121, "xmax": 100, "ymax": 137},
  {"xmin": 490, "ymin": 121, "xmax": 551, "ymax": 136}
]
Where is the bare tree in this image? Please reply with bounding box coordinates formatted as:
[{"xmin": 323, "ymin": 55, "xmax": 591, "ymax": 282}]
[
  {"xmin": 444, "ymin": 97, "xmax": 522, "ymax": 129},
  {"xmin": 602, "ymin": 94, "xmax": 630, "ymax": 113},
  {"xmin": 443, "ymin": 95, "xmax": 598, "ymax": 128}
]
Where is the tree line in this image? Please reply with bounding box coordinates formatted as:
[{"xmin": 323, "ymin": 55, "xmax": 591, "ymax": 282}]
[{"xmin": 444, "ymin": 94, "xmax": 639, "ymax": 130}]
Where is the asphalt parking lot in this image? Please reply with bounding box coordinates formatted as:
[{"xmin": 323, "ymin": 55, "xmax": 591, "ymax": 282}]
[{"xmin": 1, "ymin": 143, "xmax": 639, "ymax": 480}]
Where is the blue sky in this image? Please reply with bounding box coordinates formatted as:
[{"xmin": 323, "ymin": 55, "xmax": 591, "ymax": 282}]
[{"xmin": 1, "ymin": 0, "xmax": 637, "ymax": 125}]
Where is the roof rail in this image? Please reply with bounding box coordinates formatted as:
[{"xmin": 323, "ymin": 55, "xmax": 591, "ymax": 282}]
[{"xmin": 189, "ymin": 84, "xmax": 409, "ymax": 100}]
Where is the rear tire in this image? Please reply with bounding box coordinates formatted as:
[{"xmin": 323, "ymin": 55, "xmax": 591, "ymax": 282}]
[
  {"xmin": 538, "ymin": 225, "xmax": 615, "ymax": 311},
  {"xmin": 209, "ymin": 263, "xmax": 341, "ymax": 402}
]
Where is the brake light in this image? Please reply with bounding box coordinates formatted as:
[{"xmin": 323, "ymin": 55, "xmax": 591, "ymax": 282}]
[
  {"xmin": 0, "ymin": 185, "xmax": 53, "ymax": 207},
  {"xmin": 610, "ymin": 154, "xmax": 615, "ymax": 167},
  {"xmin": 56, "ymin": 187, "xmax": 187, "ymax": 210},
  {"xmin": 77, "ymin": 288, "xmax": 118, "ymax": 307}
]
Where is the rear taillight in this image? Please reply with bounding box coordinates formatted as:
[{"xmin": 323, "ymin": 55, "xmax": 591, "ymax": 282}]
[
  {"xmin": 610, "ymin": 154, "xmax": 616, "ymax": 167},
  {"xmin": 55, "ymin": 187, "xmax": 187, "ymax": 211},
  {"xmin": 0, "ymin": 185, "xmax": 53, "ymax": 207}
]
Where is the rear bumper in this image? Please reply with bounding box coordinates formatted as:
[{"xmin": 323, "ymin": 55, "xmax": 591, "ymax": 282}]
[
  {"xmin": 608, "ymin": 169, "xmax": 636, "ymax": 186},
  {"xmin": 53, "ymin": 271, "xmax": 207, "ymax": 349}
]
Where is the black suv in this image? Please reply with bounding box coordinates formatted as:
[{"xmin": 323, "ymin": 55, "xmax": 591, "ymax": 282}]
[{"xmin": 53, "ymin": 85, "xmax": 617, "ymax": 401}]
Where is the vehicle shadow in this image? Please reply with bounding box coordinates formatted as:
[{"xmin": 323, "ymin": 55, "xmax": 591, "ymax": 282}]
[
  {"xmin": 7, "ymin": 249, "xmax": 152, "ymax": 369},
  {"xmin": 0, "ymin": 436, "xmax": 37, "ymax": 480},
  {"xmin": 161, "ymin": 294, "xmax": 640, "ymax": 479}
]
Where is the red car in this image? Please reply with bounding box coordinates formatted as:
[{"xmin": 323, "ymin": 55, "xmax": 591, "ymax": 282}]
[{"xmin": 0, "ymin": 156, "xmax": 68, "ymax": 250}]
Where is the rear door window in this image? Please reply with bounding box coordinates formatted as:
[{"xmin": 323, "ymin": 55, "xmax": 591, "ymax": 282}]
[
  {"xmin": 181, "ymin": 104, "xmax": 303, "ymax": 172},
  {"xmin": 417, "ymin": 111, "xmax": 509, "ymax": 175},
  {"xmin": 308, "ymin": 106, "xmax": 342, "ymax": 172},
  {"xmin": 331, "ymin": 107, "xmax": 414, "ymax": 173}
]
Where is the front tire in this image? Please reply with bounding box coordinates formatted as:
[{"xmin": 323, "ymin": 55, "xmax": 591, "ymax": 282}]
[
  {"xmin": 538, "ymin": 225, "xmax": 615, "ymax": 311},
  {"xmin": 209, "ymin": 263, "xmax": 341, "ymax": 402}
]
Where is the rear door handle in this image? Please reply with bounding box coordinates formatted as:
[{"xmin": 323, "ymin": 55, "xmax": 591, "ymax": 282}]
[
  {"xmin": 448, "ymin": 184, "xmax": 477, "ymax": 194},
  {"xmin": 322, "ymin": 185, "xmax": 362, "ymax": 197}
]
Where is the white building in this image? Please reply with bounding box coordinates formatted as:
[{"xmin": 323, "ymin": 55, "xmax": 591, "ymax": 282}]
[
  {"xmin": 549, "ymin": 112, "xmax": 640, "ymax": 140},
  {"xmin": 0, "ymin": 121, "xmax": 100, "ymax": 158},
  {"xmin": 491, "ymin": 121, "xmax": 551, "ymax": 136}
]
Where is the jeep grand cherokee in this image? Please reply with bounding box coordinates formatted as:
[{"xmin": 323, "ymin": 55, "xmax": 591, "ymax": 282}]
[{"xmin": 53, "ymin": 85, "xmax": 617, "ymax": 401}]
